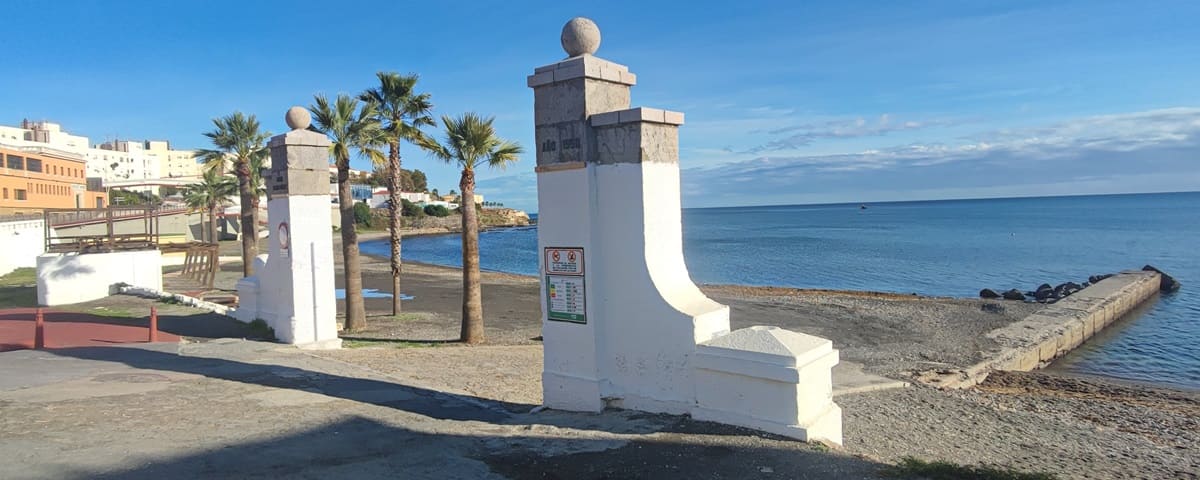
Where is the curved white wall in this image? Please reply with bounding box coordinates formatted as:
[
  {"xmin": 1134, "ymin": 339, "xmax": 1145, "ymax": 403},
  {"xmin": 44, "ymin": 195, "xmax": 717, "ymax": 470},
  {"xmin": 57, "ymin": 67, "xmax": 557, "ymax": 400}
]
[{"xmin": 36, "ymin": 250, "xmax": 162, "ymax": 306}]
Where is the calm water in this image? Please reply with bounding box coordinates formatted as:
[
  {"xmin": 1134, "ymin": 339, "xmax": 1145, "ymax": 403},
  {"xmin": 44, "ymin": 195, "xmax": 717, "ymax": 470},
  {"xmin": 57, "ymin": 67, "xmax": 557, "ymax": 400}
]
[{"xmin": 362, "ymin": 192, "xmax": 1200, "ymax": 390}]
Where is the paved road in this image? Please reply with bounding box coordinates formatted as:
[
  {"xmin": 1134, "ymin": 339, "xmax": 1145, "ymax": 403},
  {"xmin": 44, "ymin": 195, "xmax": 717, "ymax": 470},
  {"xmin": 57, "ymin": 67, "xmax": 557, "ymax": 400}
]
[{"xmin": 0, "ymin": 340, "xmax": 885, "ymax": 479}]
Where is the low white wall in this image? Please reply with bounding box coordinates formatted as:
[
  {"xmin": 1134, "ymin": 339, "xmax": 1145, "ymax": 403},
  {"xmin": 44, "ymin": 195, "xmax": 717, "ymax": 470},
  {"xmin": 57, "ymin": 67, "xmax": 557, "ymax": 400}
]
[
  {"xmin": 693, "ymin": 326, "xmax": 843, "ymax": 446},
  {"xmin": 0, "ymin": 219, "xmax": 48, "ymax": 277},
  {"xmin": 36, "ymin": 250, "xmax": 163, "ymax": 306}
]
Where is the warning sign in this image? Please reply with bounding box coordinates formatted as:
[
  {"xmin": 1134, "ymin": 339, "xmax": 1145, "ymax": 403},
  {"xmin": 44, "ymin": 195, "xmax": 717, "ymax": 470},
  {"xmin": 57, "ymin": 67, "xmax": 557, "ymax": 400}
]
[
  {"xmin": 547, "ymin": 275, "xmax": 586, "ymax": 323},
  {"xmin": 544, "ymin": 247, "xmax": 585, "ymax": 323},
  {"xmin": 544, "ymin": 247, "xmax": 584, "ymax": 275}
]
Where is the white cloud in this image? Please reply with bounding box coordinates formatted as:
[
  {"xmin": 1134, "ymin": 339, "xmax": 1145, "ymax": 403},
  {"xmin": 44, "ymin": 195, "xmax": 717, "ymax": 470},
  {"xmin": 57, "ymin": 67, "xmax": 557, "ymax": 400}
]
[
  {"xmin": 750, "ymin": 114, "xmax": 942, "ymax": 152},
  {"xmin": 683, "ymin": 107, "xmax": 1200, "ymax": 206},
  {"xmin": 467, "ymin": 107, "xmax": 1200, "ymax": 212}
]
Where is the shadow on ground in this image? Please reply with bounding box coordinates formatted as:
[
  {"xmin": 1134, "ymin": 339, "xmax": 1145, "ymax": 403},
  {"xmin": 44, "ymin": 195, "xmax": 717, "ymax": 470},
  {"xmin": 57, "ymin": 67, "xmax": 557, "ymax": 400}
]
[
  {"xmin": 77, "ymin": 415, "xmax": 884, "ymax": 480},
  {"xmin": 0, "ymin": 308, "xmax": 261, "ymax": 349},
  {"xmin": 39, "ymin": 345, "xmax": 886, "ymax": 479}
]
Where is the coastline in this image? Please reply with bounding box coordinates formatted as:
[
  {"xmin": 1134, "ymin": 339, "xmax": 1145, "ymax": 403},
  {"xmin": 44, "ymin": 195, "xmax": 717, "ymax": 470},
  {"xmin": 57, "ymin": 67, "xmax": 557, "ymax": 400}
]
[
  {"xmin": 323, "ymin": 236, "xmax": 1200, "ymax": 478},
  {"xmin": 355, "ymin": 232, "xmax": 1177, "ymax": 386},
  {"xmin": 154, "ymin": 235, "xmax": 1200, "ymax": 478}
]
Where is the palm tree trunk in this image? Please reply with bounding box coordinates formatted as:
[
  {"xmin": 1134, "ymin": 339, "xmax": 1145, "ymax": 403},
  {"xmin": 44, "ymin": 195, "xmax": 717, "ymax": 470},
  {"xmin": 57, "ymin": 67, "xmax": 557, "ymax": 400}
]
[
  {"xmin": 387, "ymin": 141, "xmax": 403, "ymax": 315},
  {"xmin": 459, "ymin": 169, "xmax": 484, "ymax": 344},
  {"xmin": 235, "ymin": 159, "xmax": 257, "ymax": 276},
  {"xmin": 208, "ymin": 203, "xmax": 218, "ymax": 244},
  {"xmin": 339, "ymin": 166, "xmax": 368, "ymax": 331}
]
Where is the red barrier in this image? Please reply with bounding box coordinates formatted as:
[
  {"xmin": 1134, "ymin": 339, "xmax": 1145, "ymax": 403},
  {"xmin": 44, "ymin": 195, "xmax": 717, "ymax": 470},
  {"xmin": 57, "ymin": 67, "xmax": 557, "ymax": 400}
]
[
  {"xmin": 149, "ymin": 306, "xmax": 158, "ymax": 342},
  {"xmin": 34, "ymin": 308, "xmax": 45, "ymax": 349}
]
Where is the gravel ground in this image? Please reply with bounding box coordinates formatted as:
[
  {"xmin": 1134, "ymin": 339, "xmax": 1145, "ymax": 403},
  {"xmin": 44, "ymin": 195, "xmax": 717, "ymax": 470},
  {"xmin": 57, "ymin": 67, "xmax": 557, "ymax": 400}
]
[
  {"xmin": 705, "ymin": 285, "xmax": 1044, "ymax": 377},
  {"xmin": 319, "ymin": 344, "xmax": 1200, "ymax": 480},
  {"xmin": 164, "ymin": 232, "xmax": 1197, "ymax": 478}
]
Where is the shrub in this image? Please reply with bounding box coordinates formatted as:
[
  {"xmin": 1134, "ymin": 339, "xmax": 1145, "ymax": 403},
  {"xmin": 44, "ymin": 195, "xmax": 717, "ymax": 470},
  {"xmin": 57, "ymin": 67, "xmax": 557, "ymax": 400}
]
[
  {"xmin": 401, "ymin": 199, "xmax": 425, "ymax": 218},
  {"xmin": 353, "ymin": 201, "xmax": 372, "ymax": 227},
  {"xmin": 424, "ymin": 205, "xmax": 451, "ymax": 217}
]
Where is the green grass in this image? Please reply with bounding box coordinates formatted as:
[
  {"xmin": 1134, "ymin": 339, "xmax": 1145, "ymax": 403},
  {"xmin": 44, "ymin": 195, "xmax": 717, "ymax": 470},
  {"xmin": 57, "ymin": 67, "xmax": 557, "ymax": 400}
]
[
  {"xmin": 157, "ymin": 295, "xmax": 184, "ymax": 305},
  {"xmin": 341, "ymin": 339, "xmax": 438, "ymax": 349},
  {"xmin": 247, "ymin": 319, "xmax": 277, "ymax": 340},
  {"xmin": 0, "ymin": 268, "xmax": 36, "ymax": 287},
  {"xmin": 882, "ymin": 457, "xmax": 1058, "ymax": 480},
  {"xmin": 0, "ymin": 269, "xmax": 40, "ymax": 308},
  {"xmin": 366, "ymin": 312, "xmax": 428, "ymax": 322},
  {"xmin": 75, "ymin": 306, "xmax": 139, "ymax": 318},
  {"xmin": 0, "ymin": 286, "xmax": 37, "ymax": 308}
]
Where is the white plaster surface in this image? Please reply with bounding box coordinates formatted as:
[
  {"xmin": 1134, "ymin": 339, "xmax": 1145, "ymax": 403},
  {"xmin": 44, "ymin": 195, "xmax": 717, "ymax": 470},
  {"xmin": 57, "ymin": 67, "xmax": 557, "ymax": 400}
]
[
  {"xmin": 236, "ymin": 195, "xmax": 338, "ymax": 347},
  {"xmin": 695, "ymin": 327, "xmax": 843, "ymax": 445},
  {"xmin": 36, "ymin": 250, "xmax": 163, "ymax": 306},
  {"xmin": 0, "ymin": 219, "xmax": 47, "ymax": 276},
  {"xmin": 531, "ymin": 45, "xmax": 840, "ymax": 444},
  {"xmin": 537, "ymin": 166, "xmax": 603, "ymax": 412},
  {"xmin": 592, "ymin": 161, "xmax": 730, "ymax": 413}
]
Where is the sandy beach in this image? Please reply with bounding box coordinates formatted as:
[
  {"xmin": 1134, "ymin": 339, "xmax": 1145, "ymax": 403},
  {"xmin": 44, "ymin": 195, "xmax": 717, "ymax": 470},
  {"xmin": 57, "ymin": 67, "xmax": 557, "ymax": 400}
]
[
  {"xmin": 165, "ymin": 231, "xmax": 1200, "ymax": 478},
  {"xmin": 325, "ymin": 231, "xmax": 1199, "ymax": 479}
]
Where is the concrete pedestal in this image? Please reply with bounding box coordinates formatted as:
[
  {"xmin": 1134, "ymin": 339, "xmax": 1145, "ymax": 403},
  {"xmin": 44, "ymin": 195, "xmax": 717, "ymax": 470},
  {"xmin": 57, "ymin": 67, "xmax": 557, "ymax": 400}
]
[{"xmin": 693, "ymin": 327, "xmax": 843, "ymax": 445}]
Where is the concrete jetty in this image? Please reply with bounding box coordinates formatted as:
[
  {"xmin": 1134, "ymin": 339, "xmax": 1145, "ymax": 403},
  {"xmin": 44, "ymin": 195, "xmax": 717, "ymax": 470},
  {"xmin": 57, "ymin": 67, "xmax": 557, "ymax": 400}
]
[{"xmin": 922, "ymin": 270, "xmax": 1163, "ymax": 388}]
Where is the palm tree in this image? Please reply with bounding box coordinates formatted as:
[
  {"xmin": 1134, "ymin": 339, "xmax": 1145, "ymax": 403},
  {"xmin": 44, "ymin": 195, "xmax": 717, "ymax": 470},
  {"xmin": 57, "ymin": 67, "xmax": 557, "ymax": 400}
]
[
  {"xmin": 195, "ymin": 112, "xmax": 270, "ymax": 277},
  {"xmin": 309, "ymin": 94, "xmax": 387, "ymax": 332},
  {"xmin": 360, "ymin": 72, "xmax": 435, "ymax": 316},
  {"xmin": 184, "ymin": 169, "xmax": 237, "ymax": 243},
  {"xmin": 422, "ymin": 113, "xmax": 522, "ymax": 344},
  {"xmin": 248, "ymin": 154, "xmax": 268, "ymax": 229}
]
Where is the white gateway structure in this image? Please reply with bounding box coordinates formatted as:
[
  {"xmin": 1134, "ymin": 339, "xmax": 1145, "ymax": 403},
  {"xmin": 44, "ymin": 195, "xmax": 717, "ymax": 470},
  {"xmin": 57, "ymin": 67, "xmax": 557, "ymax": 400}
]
[
  {"xmin": 234, "ymin": 107, "xmax": 340, "ymax": 349},
  {"xmin": 531, "ymin": 18, "xmax": 842, "ymax": 445}
]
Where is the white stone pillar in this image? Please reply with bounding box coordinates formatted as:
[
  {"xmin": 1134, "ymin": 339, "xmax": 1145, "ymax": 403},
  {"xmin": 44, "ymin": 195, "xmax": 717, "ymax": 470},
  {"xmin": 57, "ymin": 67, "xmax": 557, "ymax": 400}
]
[
  {"xmin": 530, "ymin": 18, "xmax": 842, "ymax": 445},
  {"xmin": 235, "ymin": 107, "xmax": 340, "ymax": 349},
  {"xmin": 530, "ymin": 19, "xmax": 730, "ymax": 414}
]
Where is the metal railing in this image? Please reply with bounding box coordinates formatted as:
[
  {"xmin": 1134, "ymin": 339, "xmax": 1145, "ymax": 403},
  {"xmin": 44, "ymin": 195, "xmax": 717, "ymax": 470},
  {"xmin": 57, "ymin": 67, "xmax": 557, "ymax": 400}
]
[{"xmin": 43, "ymin": 206, "xmax": 165, "ymax": 253}]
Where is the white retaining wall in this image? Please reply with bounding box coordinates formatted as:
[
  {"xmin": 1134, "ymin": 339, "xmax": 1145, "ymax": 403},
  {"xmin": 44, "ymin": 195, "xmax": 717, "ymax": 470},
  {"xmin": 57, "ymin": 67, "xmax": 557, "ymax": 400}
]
[
  {"xmin": 36, "ymin": 250, "xmax": 163, "ymax": 306},
  {"xmin": 0, "ymin": 219, "xmax": 48, "ymax": 277}
]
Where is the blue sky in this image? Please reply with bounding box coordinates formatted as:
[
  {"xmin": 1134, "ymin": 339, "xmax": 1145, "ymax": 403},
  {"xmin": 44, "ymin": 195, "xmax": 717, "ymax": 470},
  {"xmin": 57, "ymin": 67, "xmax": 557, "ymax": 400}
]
[{"xmin": 5, "ymin": 0, "xmax": 1198, "ymax": 212}]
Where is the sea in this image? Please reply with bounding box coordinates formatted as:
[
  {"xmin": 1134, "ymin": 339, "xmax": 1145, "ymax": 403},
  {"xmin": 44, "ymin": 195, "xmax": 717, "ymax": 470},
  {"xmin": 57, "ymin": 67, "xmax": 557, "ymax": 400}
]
[{"xmin": 361, "ymin": 192, "xmax": 1200, "ymax": 390}]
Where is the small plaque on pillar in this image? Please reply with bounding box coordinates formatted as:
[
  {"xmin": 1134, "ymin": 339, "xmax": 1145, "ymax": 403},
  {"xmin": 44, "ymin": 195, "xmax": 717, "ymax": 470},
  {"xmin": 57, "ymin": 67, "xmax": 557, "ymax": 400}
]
[
  {"xmin": 278, "ymin": 222, "xmax": 290, "ymax": 258},
  {"xmin": 545, "ymin": 247, "xmax": 586, "ymax": 323}
]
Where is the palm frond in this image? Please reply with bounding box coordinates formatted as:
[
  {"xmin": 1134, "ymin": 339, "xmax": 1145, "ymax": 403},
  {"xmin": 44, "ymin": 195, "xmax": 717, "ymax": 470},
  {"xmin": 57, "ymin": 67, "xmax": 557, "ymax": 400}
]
[
  {"xmin": 424, "ymin": 112, "xmax": 522, "ymax": 172},
  {"xmin": 309, "ymin": 93, "xmax": 387, "ymax": 171}
]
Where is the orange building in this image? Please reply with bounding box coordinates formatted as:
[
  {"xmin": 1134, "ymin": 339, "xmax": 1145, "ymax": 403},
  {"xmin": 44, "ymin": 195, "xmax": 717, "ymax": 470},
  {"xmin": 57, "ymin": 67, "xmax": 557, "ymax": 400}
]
[{"xmin": 1, "ymin": 144, "xmax": 106, "ymax": 216}]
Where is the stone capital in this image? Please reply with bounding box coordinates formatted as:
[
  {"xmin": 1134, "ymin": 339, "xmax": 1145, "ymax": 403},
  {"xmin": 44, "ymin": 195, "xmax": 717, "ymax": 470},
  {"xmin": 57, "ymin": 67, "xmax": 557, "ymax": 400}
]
[
  {"xmin": 528, "ymin": 55, "xmax": 637, "ymax": 88},
  {"xmin": 268, "ymin": 129, "xmax": 331, "ymax": 149}
]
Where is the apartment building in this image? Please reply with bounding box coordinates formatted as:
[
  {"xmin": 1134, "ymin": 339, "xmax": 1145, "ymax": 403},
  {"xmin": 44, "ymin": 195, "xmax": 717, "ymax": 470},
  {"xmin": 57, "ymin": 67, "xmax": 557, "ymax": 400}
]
[
  {"xmin": 0, "ymin": 120, "xmax": 202, "ymax": 193},
  {"xmin": 0, "ymin": 144, "xmax": 106, "ymax": 216}
]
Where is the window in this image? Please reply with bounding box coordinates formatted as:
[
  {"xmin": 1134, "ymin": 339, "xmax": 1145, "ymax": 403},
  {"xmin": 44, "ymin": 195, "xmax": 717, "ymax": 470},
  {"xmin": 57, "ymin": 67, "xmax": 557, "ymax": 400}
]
[
  {"xmin": 15, "ymin": 189, "xmax": 26, "ymax": 200},
  {"xmin": 26, "ymin": 158, "xmax": 43, "ymax": 173},
  {"xmin": 6, "ymin": 154, "xmax": 23, "ymax": 170},
  {"xmin": 2, "ymin": 188, "xmax": 6, "ymax": 199}
]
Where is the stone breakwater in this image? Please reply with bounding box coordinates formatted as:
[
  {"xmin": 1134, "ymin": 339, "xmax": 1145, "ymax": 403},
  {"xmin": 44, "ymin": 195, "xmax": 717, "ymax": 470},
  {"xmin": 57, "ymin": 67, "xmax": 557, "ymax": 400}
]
[
  {"xmin": 921, "ymin": 270, "xmax": 1163, "ymax": 388},
  {"xmin": 979, "ymin": 264, "xmax": 1181, "ymax": 303}
]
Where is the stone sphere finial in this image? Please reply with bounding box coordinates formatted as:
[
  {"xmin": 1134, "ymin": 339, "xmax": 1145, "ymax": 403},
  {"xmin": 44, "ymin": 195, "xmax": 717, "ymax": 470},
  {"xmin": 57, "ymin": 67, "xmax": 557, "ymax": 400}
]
[
  {"xmin": 561, "ymin": 17, "xmax": 601, "ymax": 57},
  {"xmin": 285, "ymin": 106, "xmax": 311, "ymax": 131}
]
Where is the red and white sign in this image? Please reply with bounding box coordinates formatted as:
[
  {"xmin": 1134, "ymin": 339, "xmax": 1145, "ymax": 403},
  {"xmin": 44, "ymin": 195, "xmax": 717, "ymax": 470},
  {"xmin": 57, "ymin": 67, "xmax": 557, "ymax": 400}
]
[
  {"xmin": 278, "ymin": 222, "xmax": 290, "ymax": 258},
  {"xmin": 544, "ymin": 247, "xmax": 584, "ymax": 275}
]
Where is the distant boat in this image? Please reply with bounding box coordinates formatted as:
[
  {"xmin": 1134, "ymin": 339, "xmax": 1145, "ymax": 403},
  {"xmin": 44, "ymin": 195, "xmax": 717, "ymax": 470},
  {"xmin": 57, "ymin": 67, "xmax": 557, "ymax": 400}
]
[{"xmin": 859, "ymin": 204, "xmax": 868, "ymax": 210}]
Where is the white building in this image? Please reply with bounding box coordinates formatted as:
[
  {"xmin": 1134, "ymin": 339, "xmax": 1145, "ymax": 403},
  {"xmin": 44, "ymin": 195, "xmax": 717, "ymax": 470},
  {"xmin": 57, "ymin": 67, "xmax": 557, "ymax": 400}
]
[
  {"xmin": 0, "ymin": 120, "xmax": 202, "ymax": 193},
  {"xmin": 146, "ymin": 140, "xmax": 202, "ymax": 179}
]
